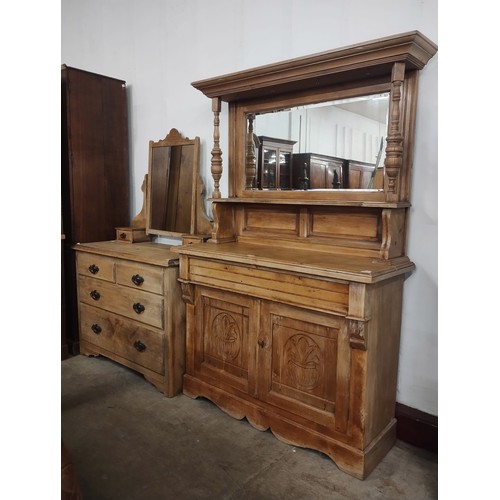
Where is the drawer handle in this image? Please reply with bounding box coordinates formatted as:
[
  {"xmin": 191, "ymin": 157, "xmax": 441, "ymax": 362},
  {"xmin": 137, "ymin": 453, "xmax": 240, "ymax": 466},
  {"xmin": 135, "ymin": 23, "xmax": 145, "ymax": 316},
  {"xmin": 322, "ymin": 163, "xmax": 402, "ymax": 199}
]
[
  {"xmin": 88, "ymin": 264, "xmax": 99, "ymax": 274},
  {"xmin": 90, "ymin": 290, "xmax": 101, "ymax": 301},
  {"xmin": 119, "ymin": 232, "xmax": 127, "ymax": 240},
  {"xmin": 134, "ymin": 340, "xmax": 146, "ymax": 352},
  {"xmin": 133, "ymin": 302, "xmax": 145, "ymax": 314},
  {"xmin": 131, "ymin": 274, "xmax": 144, "ymax": 286},
  {"xmin": 258, "ymin": 339, "xmax": 266, "ymax": 348},
  {"xmin": 91, "ymin": 324, "xmax": 102, "ymax": 334}
]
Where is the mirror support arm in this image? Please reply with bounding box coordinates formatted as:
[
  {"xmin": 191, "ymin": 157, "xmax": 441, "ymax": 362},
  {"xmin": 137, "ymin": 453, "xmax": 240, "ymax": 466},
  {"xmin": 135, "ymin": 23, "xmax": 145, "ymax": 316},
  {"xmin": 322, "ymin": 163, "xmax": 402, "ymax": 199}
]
[{"xmin": 211, "ymin": 97, "xmax": 223, "ymax": 199}]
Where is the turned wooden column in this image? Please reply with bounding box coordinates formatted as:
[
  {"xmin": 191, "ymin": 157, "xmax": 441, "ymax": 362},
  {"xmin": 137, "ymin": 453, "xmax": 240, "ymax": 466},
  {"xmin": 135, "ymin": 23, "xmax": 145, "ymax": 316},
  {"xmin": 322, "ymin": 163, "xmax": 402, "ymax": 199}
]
[
  {"xmin": 211, "ymin": 97, "xmax": 223, "ymax": 199},
  {"xmin": 384, "ymin": 62, "xmax": 405, "ymax": 201},
  {"xmin": 245, "ymin": 114, "xmax": 256, "ymax": 189}
]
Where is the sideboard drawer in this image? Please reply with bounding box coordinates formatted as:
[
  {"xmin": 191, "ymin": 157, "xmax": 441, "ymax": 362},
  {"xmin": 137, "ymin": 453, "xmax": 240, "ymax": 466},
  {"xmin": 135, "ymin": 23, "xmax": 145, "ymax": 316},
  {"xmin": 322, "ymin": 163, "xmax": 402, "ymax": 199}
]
[
  {"xmin": 116, "ymin": 261, "xmax": 164, "ymax": 294},
  {"xmin": 79, "ymin": 303, "xmax": 166, "ymax": 374},
  {"xmin": 78, "ymin": 275, "xmax": 164, "ymax": 329},
  {"xmin": 76, "ymin": 252, "xmax": 115, "ymax": 282},
  {"xmin": 188, "ymin": 258, "xmax": 349, "ymax": 315}
]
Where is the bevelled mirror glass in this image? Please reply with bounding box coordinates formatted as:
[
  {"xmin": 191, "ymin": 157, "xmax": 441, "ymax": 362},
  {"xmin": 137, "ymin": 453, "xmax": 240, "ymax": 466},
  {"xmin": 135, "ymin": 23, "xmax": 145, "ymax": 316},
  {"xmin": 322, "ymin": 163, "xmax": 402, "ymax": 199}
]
[
  {"xmin": 146, "ymin": 128, "xmax": 206, "ymax": 238},
  {"xmin": 246, "ymin": 92, "xmax": 389, "ymax": 191}
]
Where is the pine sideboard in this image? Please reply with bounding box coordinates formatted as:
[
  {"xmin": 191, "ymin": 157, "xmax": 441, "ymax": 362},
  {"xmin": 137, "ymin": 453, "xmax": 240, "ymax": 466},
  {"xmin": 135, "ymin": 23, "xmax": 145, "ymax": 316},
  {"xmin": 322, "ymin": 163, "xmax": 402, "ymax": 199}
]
[{"xmin": 176, "ymin": 32, "xmax": 437, "ymax": 478}]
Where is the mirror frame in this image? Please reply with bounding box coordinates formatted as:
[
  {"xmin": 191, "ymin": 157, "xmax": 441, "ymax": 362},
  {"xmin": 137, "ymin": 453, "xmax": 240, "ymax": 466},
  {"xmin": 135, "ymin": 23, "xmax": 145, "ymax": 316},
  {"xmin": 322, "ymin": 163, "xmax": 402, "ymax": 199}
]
[
  {"xmin": 192, "ymin": 31, "xmax": 437, "ymax": 206},
  {"xmin": 146, "ymin": 128, "xmax": 210, "ymax": 238},
  {"xmin": 236, "ymin": 82, "xmax": 393, "ymax": 199}
]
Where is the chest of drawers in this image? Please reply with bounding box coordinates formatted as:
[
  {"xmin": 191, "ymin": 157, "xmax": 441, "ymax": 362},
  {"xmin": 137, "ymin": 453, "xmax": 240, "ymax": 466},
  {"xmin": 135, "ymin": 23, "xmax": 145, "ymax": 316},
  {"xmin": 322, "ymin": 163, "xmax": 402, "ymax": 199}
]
[{"xmin": 74, "ymin": 241, "xmax": 184, "ymax": 397}]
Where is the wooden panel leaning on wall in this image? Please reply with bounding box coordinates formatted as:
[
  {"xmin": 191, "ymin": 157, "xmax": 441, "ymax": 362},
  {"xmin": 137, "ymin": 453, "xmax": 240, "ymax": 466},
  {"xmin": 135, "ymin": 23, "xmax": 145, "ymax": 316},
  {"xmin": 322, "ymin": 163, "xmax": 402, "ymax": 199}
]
[{"xmin": 61, "ymin": 66, "xmax": 130, "ymax": 355}]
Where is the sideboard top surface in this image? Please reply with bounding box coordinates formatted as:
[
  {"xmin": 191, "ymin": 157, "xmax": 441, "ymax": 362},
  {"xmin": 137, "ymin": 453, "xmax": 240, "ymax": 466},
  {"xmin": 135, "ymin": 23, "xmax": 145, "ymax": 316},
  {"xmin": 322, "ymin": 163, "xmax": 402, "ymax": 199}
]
[{"xmin": 176, "ymin": 242, "xmax": 414, "ymax": 284}]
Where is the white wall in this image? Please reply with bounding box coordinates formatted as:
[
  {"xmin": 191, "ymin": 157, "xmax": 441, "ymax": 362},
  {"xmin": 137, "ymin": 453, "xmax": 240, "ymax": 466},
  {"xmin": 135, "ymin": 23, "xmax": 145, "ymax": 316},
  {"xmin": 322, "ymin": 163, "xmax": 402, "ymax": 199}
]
[{"xmin": 61, "ymin": 0, "xmax": 438, "ymax": 416}]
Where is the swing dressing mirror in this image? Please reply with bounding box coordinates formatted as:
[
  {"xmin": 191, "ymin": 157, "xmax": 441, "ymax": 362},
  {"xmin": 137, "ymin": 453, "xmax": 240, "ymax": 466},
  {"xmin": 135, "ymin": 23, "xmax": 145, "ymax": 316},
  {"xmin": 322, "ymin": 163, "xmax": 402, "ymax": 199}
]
[{"xmin": 146, "ymin": 128, "xmax": 212, "ymax": 238}]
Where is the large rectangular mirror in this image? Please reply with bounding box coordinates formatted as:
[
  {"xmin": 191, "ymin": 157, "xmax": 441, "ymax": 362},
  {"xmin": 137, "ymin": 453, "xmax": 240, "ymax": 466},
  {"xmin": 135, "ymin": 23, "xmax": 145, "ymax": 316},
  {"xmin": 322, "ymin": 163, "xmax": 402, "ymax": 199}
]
[
  {"xmin": 246, "ymin": 92, "xmax": 389, "ymax": 191},
  {"xmin": 146, "ymin": 128, "xmax": 212, "ymax": 238}
]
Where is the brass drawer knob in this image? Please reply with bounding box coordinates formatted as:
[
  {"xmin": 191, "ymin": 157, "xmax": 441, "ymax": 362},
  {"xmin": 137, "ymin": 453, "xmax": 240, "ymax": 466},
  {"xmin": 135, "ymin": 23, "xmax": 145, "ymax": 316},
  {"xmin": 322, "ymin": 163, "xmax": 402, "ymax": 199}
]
[
  {"xmin": 133, "ymin": 302, "xmax": 145, "ymax": 314},
  {"xmin": 90, "ymin": 290, "xmax": 101, "ymax": 301}
]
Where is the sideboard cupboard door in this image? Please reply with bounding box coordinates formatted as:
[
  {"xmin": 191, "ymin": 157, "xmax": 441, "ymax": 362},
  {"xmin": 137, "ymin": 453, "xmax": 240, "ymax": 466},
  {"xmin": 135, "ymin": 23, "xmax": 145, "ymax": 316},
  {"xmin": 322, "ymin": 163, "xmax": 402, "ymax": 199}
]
[
  {"xmin": 257, "ymin": 302, "xmax": 351, "ymax": 436},
  {"xmin": 190, "ymin": 287, "xmax": 259, "ymax": 396}
]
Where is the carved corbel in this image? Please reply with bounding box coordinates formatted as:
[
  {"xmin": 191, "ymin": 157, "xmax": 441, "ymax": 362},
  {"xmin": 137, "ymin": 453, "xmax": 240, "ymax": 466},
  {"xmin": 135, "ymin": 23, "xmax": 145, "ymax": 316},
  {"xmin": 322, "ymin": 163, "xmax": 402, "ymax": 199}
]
[
  {"xmin": 179, "ymin": 281, "xmax": 195, "ymax": 305},
  {"xmin": 348, "ymin": 319, "xmax": 367, "ymax": 350},
  {"xmin": 380, "ymin": 208, "xmax": 405, "ymax": 259}
]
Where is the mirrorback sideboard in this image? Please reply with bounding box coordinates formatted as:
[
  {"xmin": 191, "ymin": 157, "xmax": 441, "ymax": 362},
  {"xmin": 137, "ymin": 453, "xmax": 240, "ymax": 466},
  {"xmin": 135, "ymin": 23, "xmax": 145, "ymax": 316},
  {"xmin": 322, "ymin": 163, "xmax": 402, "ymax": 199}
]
[{"xmin": 176, "ymin": 32, "xmax": 438, "ymax": 479}]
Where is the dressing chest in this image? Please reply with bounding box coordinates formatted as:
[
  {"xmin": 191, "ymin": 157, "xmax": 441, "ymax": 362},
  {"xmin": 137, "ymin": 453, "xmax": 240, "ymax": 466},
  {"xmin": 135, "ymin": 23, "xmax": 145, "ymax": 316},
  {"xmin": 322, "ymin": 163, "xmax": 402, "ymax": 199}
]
[
  {"xmin": 75, "ymin": 241, "xmax": 184, "ymax": 396},
  {"xmin": 74, "ymin": 128, "xmax": 212, "ymax": 397}
]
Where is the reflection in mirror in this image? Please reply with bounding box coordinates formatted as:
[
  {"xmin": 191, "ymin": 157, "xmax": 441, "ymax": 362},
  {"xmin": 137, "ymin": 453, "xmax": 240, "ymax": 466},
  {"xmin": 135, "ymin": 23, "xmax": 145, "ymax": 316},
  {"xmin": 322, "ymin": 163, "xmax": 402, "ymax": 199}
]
[
  {"xmin": 147, "ymin": 128, "xmax": 211, "ymax": 238},
  {"xmin": 149, "ymin": 144, "xmax": 193, "ymax": 233},
  {"xmin": 246, "ymin": 93, "xmax": 389, "ymax": 191}
]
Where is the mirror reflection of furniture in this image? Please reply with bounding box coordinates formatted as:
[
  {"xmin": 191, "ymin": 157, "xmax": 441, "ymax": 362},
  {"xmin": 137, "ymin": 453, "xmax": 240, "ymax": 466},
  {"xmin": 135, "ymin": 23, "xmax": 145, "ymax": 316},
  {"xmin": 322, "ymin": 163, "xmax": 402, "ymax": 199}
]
[
  {"xmin": 74, "ymin": 127, "xmax": 212, "ymax": 397},
  {"xmin": 292, "ymin": 153, "xmax": 345, "ymax": 189},
  {"xmin": 147, "ymin": 128, "xmax": 212, "ymax": 240},
  {"xmin": 344, "ymin": 159, "xmax": 376, "ymax": 189},
  {"xmin": 249, "ymin": 94, "xmax": 388, "ymax": 191},
  {"xmin": 177, "ymin": 31, "xmax": 437, "ymax": 479},
  {"xmin": 256, "ymin": 136, "xmax": 296, "ymax": 189}
]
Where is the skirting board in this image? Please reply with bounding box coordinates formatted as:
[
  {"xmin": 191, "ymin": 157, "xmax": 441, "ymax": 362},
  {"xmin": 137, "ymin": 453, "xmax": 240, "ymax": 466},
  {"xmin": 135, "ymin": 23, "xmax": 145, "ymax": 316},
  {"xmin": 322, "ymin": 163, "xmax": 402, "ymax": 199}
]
[{"xmin": 395, "ymin": 403, "xmax": 437, "ymax": 454}]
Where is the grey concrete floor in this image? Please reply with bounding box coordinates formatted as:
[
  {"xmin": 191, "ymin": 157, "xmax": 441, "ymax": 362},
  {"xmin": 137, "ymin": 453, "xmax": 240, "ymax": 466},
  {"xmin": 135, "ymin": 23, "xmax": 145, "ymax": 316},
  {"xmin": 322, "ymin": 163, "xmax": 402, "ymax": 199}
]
[{"xmin": 61, "ymin": 355, "xmax": 438, "ymax": 499}]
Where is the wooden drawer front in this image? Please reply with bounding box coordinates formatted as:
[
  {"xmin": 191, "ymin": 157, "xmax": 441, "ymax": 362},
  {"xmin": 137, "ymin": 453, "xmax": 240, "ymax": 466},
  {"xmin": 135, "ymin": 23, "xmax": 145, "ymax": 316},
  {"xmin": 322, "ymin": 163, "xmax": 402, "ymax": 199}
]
[
  {"xmin": 116, "ymin": 261, "xmax": 164, "ymax": 294},
  {"xmin": 77, "ymin": 252, "xmax": 115, "ymax": 282},
  {"xmin": 78, "ymin": 275, "xmax": 164, "ymax": 328},
  {"xmin": 79, "ymin": 303, "xmax": 165, "ymax": 374},
  {"xmin": 189, "ymin": 259, "xmax": 349, "ymax": 315}
]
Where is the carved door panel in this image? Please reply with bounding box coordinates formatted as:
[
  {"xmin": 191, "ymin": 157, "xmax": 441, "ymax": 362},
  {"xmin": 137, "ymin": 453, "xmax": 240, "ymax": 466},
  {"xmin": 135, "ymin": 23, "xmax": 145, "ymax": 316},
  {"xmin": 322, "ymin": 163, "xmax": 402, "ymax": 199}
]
[
  {"xmin": 192, "ymin": 287, "xmax": 259, "ymax": 395},
  {"xmin": 257, "ymin": 301, "xmax": 351, "ymax": 435}
]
